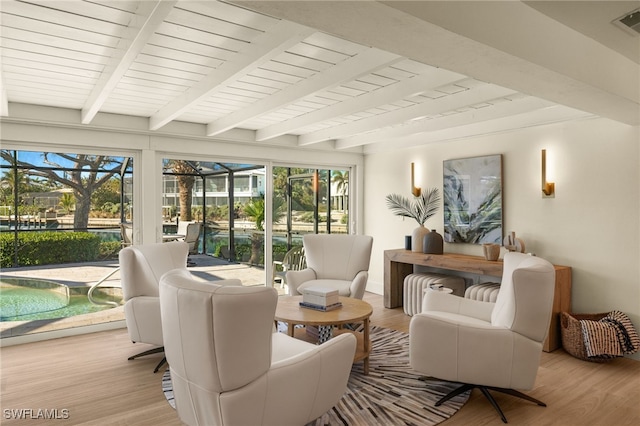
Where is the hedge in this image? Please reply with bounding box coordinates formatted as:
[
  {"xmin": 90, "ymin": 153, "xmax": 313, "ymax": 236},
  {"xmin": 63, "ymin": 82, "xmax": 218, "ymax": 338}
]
[{"xmin": 0, "ymin": 231, "xmax": 102, "ymax": 268}]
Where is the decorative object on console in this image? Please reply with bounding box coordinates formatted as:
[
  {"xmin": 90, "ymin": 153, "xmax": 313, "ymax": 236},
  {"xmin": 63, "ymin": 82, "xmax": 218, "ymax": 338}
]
[
  {"xmin": 385, "ymin": 188, "xmax": 441, "ymax": 252},
  {"xmin": 404, "ymin": 235, "xmax": 412, "ymax": 250},
  {"xmin": 482, "ymin": 243, "xmax": 500, "ymax": 261},
  {"xmin": 503, "ymin": 231, "xmax": 525, "ymax": 253},
  {"xmin": 443, "ymin": 154, "xmax": 503, "ymax": 244},
  {"xmin": 412, "ymin": 226, "xmax": 430, "ymax": 253},
  {"xmin": 423, "ymin": 229, "xmax": 444, "ymax": 254}
]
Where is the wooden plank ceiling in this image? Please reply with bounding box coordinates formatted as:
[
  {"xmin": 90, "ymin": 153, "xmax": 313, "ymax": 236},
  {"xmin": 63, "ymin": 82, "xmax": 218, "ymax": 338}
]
[{"xmin": 0, "ymin": 0, "xmax": 595, "ymax": 152}]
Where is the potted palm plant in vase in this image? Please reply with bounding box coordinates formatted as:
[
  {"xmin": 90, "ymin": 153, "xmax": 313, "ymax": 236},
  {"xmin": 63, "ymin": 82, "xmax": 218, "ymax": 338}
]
[{"xmin": 385, "ymin": 188, "xmax": 441, "ymax": 252}]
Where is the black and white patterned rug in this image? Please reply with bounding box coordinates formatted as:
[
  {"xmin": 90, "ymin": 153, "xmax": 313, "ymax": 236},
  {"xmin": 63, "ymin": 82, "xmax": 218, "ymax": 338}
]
[{"xmin": 162, "ymin": 326, "xmax": 470, "ymax": 425}]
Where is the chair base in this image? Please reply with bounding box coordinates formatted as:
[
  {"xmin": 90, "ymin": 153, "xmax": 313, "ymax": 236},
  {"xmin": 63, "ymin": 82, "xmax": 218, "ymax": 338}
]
[
  {"xmin": 127, "ymin": 346, "xmax": 167, "ymax": 373},
  {"xmin": 434, "ymin": 382, "xmax": 546, "ymax": 423}
]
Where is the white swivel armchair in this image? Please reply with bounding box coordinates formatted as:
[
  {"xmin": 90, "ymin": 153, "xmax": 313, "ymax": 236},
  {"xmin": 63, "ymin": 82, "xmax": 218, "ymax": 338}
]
[
  {"xmin": 119, "ymin": 241, "xmax": 189, "ymax": 372},
  {"xmin": 409, "ymin": 252, "xmax": 556, "ymax": 423},
  {"xmin": 159, "ymin": 269, "xmax": 357, "ymax": 426},
  {"xmin": 286, "ymin": 234, "xmax": 373, "ymax": 299}
]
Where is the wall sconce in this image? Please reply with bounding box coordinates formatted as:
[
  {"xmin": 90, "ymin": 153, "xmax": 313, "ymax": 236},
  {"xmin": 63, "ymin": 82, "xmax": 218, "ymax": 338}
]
[
  {"xmin": 411, "ymin": 162, "xmax": 421, "ymax": 197},
  {"xmin": 541, "ymin": 149, "xmax": 555, "ymax": 198}
]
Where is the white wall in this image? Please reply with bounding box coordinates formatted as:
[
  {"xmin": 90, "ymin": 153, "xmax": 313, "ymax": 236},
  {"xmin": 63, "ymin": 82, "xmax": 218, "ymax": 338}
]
[{"xmin": 364, "ymin": 117, "xmax": 640, "ymax": 360}]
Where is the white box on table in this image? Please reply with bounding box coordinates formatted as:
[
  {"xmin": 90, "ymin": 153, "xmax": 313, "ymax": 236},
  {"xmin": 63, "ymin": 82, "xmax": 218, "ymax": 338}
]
[{"xmin": 302, "ymin": 286, "xmax": 339, "ymax": 307}]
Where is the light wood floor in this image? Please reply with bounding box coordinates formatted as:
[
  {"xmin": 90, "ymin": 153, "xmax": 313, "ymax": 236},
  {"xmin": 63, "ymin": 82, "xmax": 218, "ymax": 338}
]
[{"xmin": 1, "ymin": 292, "xmax": 638, "ymax": 425}]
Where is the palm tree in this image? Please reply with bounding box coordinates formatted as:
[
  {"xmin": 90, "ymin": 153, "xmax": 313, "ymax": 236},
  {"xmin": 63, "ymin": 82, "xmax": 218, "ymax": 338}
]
[
  {"xmin": 332, "ymin": 170, "xmax": 348, "ymax": 211},
  {"xmin": 244, "ymin": 198, "xmax": 266, "ymax": 231},
  {"xmin": 243, "ymin": 195, "xmax": 286, "ymax": 265},
  {"xmin": 58, "ymin": 193, "xmax": 75, "ymax": 215},
  {"xmin": 167, "ymin": 160, "xmax": 197, "ymax": 221}
]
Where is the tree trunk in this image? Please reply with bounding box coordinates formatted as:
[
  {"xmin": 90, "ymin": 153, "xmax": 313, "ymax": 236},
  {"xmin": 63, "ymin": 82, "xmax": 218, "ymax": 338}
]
[
  {"xmin": 73, "ymin": 191, "xmax": 91, "ymax": 230},
  {"xmin": 177, "ymin": 175, "xmax": 194, "ymax": 221},
  {"xmin": 248, "ymin": 232, "xmax": 263, "ymax": 266}
]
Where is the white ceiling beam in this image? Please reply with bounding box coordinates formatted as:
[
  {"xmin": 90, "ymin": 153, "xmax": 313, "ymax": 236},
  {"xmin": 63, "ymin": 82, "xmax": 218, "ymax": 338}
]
[
  {"xmin": 206, "ymin": 48, "xmax": 401, "ymax": 136},
  {"xmin": 235, "ymin": 1, "xmax": 639, "ymax": 126},
  {"xmin": 336, "ymin": 96, "xmax": 556, "ymax": 149},
  {"xmin": 81, "ymin": 1, "xmax": 176, "ymax": 124},
  {"xmin": 255, "ymin": 67, "xmax": 466, "ymax": 141},
  {"xmin": 149, "ymin": 20, "xmax": 315, "ymax": 131},
  {"xmin": 363, "ymin": 106, "xmax": 594, "ymax": 154},
  {"xmin": 299, "ymin": 83, "xmax": 517, "ymax": 146}
]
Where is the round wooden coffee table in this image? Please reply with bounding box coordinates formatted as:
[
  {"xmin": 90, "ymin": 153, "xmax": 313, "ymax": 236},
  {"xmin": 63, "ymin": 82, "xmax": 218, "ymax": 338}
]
[{"xmin": 275, "ymin": 296, "xmax": 373, "ymax": 374}]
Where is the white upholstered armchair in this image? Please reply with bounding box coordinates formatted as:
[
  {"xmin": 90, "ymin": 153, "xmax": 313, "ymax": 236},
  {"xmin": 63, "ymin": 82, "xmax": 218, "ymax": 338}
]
[
  {"xmin": 119, "ymin": 241, "xmax": 189, "ymax": 372},
  {"xmin": 286, "ymin": 234, "xmax": 373, "ymax": 299},
  {"xmin": 409, "ymin": 252, "xmax": 556, "ymax": 423},
  {"xmin": 159, "ymin": 269, "xmax": 357, "ymax": 426}
]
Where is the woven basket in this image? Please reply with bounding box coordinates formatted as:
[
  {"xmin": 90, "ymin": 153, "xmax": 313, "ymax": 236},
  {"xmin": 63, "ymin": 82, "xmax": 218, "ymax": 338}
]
[{"xmin": 560, "ymin": 312, "xmax": 614, "ymax": 362}]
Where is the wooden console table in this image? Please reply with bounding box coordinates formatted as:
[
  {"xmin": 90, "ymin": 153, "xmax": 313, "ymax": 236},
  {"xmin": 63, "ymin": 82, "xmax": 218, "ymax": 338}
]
[{"xmin": 384, "ymin": 249, "xmax": 571, "ymax": 352}]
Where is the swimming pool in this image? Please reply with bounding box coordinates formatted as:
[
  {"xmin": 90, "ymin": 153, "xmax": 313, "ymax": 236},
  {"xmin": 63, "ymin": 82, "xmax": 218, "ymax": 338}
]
[{"xmin": 0, "ymin": 276, "xmax": 123, "ymax": 322}]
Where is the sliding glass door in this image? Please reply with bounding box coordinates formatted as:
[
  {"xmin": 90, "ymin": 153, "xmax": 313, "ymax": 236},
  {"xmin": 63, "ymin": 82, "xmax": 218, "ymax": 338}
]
[
  {"xmin": 160, "ymin": 160, "xmax": 351, "ymax": 291},
  {"xmin": 270, "ymin": 166, "xmax": 350, "ymax": 289}
]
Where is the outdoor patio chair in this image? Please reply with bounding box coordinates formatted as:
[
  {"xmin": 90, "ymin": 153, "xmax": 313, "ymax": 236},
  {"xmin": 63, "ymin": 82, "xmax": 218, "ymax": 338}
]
[
  {"xmin": 177, "ymin": 221, "xmax": 202, "ymax": 266},
  {"xmin": 120, "ymin": 223, "xmax": 133, "ymax": 248},
  {"xmin": 272, "ymin": 245, "xmax": 306, "ymax": 289}
]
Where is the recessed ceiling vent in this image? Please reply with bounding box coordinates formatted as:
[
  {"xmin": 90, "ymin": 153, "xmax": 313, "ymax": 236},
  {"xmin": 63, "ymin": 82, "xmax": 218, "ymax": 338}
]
[{"xmin": 614, "ymin": 8, "xmax": 640, "ymax": 36}]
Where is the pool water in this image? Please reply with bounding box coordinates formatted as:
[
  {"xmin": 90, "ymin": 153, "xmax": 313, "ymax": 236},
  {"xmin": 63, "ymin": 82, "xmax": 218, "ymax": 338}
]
[
  {"xmin": 0, "ymin": 276, "xmax": 122, "ymax": 322},
  {"xmin": 1, "ymin": 284, "xmax": 68, "ymax": 319}
]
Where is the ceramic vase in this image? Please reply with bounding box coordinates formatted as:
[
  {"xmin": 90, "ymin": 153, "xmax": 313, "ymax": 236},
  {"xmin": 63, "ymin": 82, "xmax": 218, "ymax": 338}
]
[
  {"xmin": 411, "ymin": 225, "xmax": 430, "ymax": 252},
  {"xmin": 482, "ymin": 243, "xmax": 500, "ymax": 261},
  {"xmin": 423, "ymin": 229, "xmax": 444, "ymax": 254}
]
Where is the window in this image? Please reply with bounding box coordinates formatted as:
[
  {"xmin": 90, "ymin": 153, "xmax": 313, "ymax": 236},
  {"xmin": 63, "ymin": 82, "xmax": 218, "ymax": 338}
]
[{"xmin": 0, "ymin": 149, "xmax": 133, "ymax": 336}]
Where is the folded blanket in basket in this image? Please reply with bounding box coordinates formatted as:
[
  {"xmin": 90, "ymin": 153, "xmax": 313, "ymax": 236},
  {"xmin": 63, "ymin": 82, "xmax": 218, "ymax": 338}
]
[{"xmin": 581, "ymin": 311, "xmax": 640, "ymax": 359}]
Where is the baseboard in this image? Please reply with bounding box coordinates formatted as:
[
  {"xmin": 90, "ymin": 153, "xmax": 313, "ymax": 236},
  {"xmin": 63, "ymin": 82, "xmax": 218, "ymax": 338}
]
[
  {"xmin": 0, "ymin": 320, "xmax": 126, "ymax": 347},
  {"xmin": 366, "ymin": 280, "xmax": 383, "ymax": 295}
]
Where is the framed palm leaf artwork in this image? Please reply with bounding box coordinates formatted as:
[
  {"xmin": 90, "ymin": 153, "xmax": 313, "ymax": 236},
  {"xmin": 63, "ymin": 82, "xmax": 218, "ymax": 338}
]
[{"xmin": 443, "ymin": 154, "xmax": 503, "ymax": 244}]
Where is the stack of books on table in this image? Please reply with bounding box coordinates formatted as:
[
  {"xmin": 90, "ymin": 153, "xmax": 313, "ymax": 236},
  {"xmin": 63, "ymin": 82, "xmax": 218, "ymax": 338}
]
[{"xmin": 300, "ymin": 286, "xmax": 341, "ymax": 311}]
